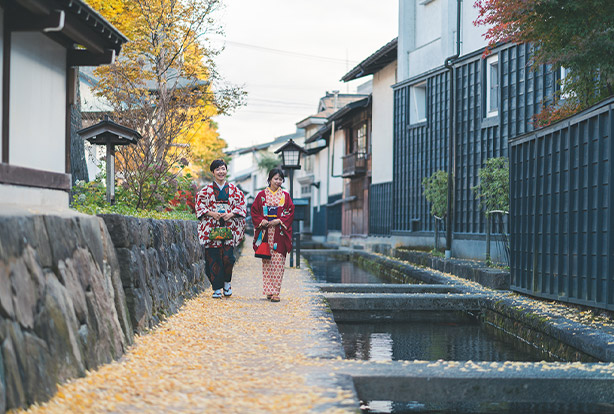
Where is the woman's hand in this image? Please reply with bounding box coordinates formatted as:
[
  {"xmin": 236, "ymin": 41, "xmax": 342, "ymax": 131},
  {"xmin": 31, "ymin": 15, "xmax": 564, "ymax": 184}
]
[
  {"xmin": 208, "ymin": 211, "xmax": 222, "ymax": 221},
  {"xmin": 270, "ymin": 219, "xmax": 282, "ymax": 226},
  {"xmin": 221, "ymin": 212, "xmax": 234, "ymax": 221},
  {"xmin": 259, "ymin": 219, "xmax": 269, "ymax": 228}
]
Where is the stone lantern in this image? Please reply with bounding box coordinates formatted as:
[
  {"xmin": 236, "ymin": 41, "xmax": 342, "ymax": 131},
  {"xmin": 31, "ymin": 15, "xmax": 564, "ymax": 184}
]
[{"xmin": 77, "ymin": 116, "xmax": 141, "ymax": 204}]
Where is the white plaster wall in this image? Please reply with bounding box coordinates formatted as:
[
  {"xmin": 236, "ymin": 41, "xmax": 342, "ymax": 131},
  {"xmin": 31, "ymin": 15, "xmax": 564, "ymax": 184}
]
[
  {"xmin": 0, "ymin": 8, "xmax": 3, "ymax": 162},
  {"xmin": 313, "ymin": 150, "xmax": 327, "ymax": 207},
  {"xmin": 84, "ymin": 142, "xmax": 105, "ymax": 181},
  {"xmin": 0, "ymin": 183, "xmax": 68, "ymax": 209},
  {"xmin": 329, "ymin": 129, "xmax": 344, "ymax": 196},
  {"xmin": 415, "ymin": 0, "xmax": 441, "ymax": 47},
  {"xmin": 231, "ymin": 152, "xmax": 253, "ymax": 177},
  {"xmin": 407, "ymin": 38, "xmax": 445, "ymax": 79},
  {"xmin": 371, "ymin": 62, "xmax": 396, "ymax": 185},
  {"xmin": 312, "ymin": 141, "xmax": 343, "ymax": 207},
  {"xmin": 398, "ymin": 0, "xmax": 414, "ymax": 80},
  {"xmin": 80, "ymin": 77, "xmax": 113, "ymax": 113},
  {"xmin": 9, "ymin": 33, "xmax": 66, "ymax": 173},
  {"xmin": 399, "ymin": 0, "xmax": 490, "ymax": 82},
  {"xmin": 461, "ymin": 2, "xmax": 489, "ymax": 56},
  {"xmin": 10, "ymin": 33, "xmax": 66, "ymax": 173}
]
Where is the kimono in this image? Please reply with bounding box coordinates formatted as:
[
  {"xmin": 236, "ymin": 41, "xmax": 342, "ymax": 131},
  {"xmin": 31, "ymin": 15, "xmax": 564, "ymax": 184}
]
[
  {"xmin": 195, "ymin": 182, "xmax": 246, "ymax": 291},
  {"xmin": 195, "ymin": 182, "xmax": 246, "ymax": 248},
  {"xmin": 250, "ymin": 187, "xmax": 295, "ymax": 296}
]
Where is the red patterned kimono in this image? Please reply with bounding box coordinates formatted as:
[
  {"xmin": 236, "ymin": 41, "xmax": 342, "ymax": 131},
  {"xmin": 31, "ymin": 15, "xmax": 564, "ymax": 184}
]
[
  {"xmin": 195, "ymin": 182, "xmax": 246, "ymax": 248},
  {"xmin": 195, "ymin": 182, "xmax": 246, "ymax": 291},
  {"xmin": 250, "ymin": 187, "xmax": 295, "ymax": 296}
]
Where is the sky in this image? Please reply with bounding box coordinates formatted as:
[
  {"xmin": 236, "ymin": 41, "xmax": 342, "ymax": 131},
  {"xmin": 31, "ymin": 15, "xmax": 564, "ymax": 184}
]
[{"xmin": 211, "ymin": 0, "xmax": 398, "ymax": 151}]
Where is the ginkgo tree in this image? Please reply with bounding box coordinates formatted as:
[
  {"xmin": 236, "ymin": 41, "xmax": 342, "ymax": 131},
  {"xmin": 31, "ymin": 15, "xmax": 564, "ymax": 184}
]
[
  {"xmin": 474, "ymin": 0, "xmax": 614, "ymax": 126},
  {"xmin": 86, "ymin": 0, "xmax": 245, "ymax": 209}
]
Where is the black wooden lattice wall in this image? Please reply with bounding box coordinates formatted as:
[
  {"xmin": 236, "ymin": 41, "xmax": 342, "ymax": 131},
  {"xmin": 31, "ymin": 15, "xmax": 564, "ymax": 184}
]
[
  {"xmin": 393, "ymin": 71, "xmax": 449, "ymax": 233},
  {"xmin": 390, "ymin": 43, "xmax": 556, "ymax": 238},
  {"xmin": 510, "ymin": 99, "xmax": 614, "ymax": 310},
  {"xmin": 327, "ymin": 194, "xmax": 342, "ymax": 232},
  {"xmin": 369, "ymin": 182, "xmax": 393, "ymax": 235}
]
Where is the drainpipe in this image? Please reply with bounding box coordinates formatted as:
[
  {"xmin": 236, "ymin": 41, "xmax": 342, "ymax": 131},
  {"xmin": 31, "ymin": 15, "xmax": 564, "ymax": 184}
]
[{"xmin": 444, "ymin": 0, "xmax": 462, "ymax": 258}]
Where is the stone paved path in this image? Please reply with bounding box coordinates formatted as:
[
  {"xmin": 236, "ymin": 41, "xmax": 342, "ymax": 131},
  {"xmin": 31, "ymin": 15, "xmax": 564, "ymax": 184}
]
[{"xmin": 22, "ymin": 242, "xmax": 357, "ymax": 413}]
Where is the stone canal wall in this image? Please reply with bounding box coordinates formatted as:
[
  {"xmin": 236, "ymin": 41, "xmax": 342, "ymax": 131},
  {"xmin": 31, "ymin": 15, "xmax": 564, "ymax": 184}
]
[
  {"xmin": 0, "ymin": 212, "xmax": 207, "ymax": 412},
  {"xmin": 392, "ymin": 248, "xmax": 510, "ymax": 290}
]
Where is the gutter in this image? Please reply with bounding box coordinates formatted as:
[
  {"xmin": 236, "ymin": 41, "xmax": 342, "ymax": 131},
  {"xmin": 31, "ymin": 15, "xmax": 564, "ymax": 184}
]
[{"xmin": 445, "ymin": 0, "xmax": 462, "ymax": 257}]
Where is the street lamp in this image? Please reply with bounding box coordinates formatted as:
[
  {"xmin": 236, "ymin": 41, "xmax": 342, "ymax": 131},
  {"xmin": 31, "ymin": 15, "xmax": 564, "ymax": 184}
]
[
  {"xmin": 274, "ymin": 138, "xmax": 306, "ymax": 200},
  {"xmin": 274, "ymin": 139, "xmax": 306, "ymax": 267}
]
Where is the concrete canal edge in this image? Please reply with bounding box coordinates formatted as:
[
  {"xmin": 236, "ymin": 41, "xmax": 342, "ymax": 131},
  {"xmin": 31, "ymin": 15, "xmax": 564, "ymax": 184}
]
[
  {"xmin": 307, "ymin": 248, "xmax": 614, "ymax": 364},
  {"xmin": 304, "ymin": 249, "xmax": 614, "ymax": 410},
  {"xmin": 334, "ymin": 359, "xmax": 614, "ymax": 411}
]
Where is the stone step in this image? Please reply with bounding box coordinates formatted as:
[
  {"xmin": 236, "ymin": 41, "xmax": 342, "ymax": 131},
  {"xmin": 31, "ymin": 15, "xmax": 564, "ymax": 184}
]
[
  {"xmin": 323, "ymin": 292, "xmax": 487, "ymax": 322},
  {"xmin": 316, "ymin": 283, "xmax": 464, "ymax": 294},
  {"xmin": 323, "ymin": 292, "xmax": 487, "ymax": 311}
]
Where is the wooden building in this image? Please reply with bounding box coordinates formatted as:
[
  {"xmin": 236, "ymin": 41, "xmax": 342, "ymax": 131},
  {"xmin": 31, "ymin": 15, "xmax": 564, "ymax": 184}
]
[{"xmin": 0, "ymin": 0, "xmax": 127, "ymax": 209}]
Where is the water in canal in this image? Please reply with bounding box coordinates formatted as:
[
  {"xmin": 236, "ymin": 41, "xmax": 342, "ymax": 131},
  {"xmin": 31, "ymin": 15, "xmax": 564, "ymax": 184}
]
[
  {"xmin": 306, "ymin": 253, "xmax": 388, "ymax": 284},
  {"xmin": 339, "ymin": 318, "xmax": 565, "ymax": 414},
  {"xmin": 337, "ymin": 318, "xmax": 547, "ymax": 363}
]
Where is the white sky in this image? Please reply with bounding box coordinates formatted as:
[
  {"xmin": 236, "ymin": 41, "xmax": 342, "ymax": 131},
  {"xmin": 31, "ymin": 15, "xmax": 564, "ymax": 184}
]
[{"xmin": 211, "ymin": 0, "xmax": 398, "ymax": 151}]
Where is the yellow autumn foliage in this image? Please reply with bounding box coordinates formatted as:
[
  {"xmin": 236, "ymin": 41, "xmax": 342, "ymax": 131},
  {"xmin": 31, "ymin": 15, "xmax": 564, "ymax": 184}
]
[
  {"xmin": 82, "ymin": 0, "xmax": 244, "ymax": 206},
  {"xmin": 21, "ymin": 245, "xmax": 357, "ymax": 413}
]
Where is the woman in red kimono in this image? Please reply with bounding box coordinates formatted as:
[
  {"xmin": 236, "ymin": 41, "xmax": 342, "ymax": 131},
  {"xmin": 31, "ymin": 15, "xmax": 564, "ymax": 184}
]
[
  {"xmin": 195, "ymin": 159, "xmax": 246, "ymax": 299},
  {"xmin": 250, "ymin": 168, "xmax": 295, "ymax": 302}
]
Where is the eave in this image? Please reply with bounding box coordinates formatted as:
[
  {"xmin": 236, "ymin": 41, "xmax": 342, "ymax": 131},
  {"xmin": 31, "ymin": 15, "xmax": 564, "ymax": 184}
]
[{"xmin": 341, "ymin": 38, "xmax": 397, "ymax": 82}]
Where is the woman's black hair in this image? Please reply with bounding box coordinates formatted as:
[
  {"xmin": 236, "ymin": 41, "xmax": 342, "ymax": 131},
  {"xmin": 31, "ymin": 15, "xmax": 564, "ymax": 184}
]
[
  {"xmin": 267, "ymin": 168, "xmax": 285, "ymax": 184},
  {"xmin": 209, "ymin": 159, "xmax": 227, "ymax": 172}
]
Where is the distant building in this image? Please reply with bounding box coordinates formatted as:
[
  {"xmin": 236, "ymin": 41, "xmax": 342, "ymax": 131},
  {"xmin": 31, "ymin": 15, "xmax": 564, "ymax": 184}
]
[
  {"xmin": 340, "ymin": 38, "xmax": 397, "ymax": 238},
  {"xmin": 226, "ymin": 129, "xmax": 305, "ymax": 201},
  {"xmin": 298, "ymin": 92, "xmax": 370, "ymax": 240}
]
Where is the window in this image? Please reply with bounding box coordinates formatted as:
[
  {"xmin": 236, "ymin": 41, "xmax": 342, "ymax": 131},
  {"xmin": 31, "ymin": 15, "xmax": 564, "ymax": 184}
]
[
  {"xmin": 410, "ymin": 81, "xmax": 427, "ymax": 124},
  {"xmin": 485, "ymin": 55, "xmax": 499, "ymax": 117},
  {"xmin": 304, "ymin": 154, "xmax": 313, "ymax": 173},
  {"xmin": 559, "ymin": 66, "xmax": 572, "ymax": 100},
  {"xmin": 356, "ymin": 123, "xmax": 367, "ymax": 156}
]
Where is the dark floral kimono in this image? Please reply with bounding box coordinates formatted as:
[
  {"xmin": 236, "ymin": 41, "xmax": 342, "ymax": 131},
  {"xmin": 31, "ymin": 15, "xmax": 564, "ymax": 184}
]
[{"xmin": 195, "ymin": 182, "xmax": 246, "ymax": 291}]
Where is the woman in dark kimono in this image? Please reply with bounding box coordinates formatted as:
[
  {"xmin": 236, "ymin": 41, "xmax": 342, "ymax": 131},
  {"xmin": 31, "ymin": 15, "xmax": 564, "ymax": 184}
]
[
  {"xmin": 195, "ymin": 159, "xmax": 246, "ymax": 298},
  {"xmin": 250, "ymin": 168, "xmax": 295, "ymax": 302}
]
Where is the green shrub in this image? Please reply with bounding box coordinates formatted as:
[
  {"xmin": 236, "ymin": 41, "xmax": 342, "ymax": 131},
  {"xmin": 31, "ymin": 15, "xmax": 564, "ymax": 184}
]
[
  {"xmin": 472, "ymin": 157, "xmax": 509, "ymax": 215},
  {"xmin": 71, "ymin": 170, "xmax": 197, "ymax": 221},
  {"xmin": 422, "ymin": 170, "xmax": 448, "ymax": 219}
]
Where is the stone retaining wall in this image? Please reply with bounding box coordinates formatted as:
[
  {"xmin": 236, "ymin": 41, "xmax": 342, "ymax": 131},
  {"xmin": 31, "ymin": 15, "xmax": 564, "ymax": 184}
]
[
  {"xmin": 0, "ymin": 212, "xmax": 208, "ymax": 413},
  {"xmin": 99, "ymin": 215, "xmax": 208, "ymax": 334},
  {"xmin": 0, "ymin": 213, "xmax": 132, "ymax": 412}
]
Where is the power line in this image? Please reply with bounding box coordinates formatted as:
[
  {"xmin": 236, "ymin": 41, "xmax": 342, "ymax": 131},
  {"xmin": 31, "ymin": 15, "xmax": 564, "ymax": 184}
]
[
  {"xmin": 238, "ymin": 108, "xmax": 311, "ymax": 115},
  {"xmin": 248, "ymin": 97, "xmax": 314, "ymax": 108},
  {"xmin": 217, "ymin": 39, "xmax": 359, "ymax": 65}
]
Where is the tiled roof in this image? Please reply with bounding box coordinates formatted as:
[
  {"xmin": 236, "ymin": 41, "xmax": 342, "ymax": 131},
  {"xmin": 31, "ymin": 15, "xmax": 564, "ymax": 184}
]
[
  {"xmin": 341, "ymin": 38, "xmax": 397, "ymax": 82},
  {"xmin": 296, "ymin": 93, "xmax": 369, "ymax": 127}
]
